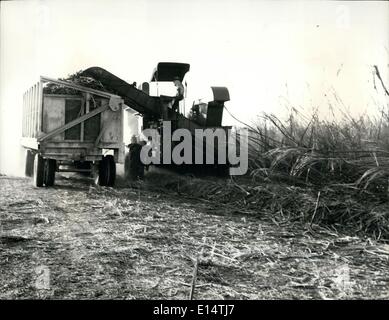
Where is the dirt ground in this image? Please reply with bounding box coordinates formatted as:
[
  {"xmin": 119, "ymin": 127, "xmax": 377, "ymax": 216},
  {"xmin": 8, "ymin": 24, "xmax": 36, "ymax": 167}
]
[{"xmin": 0, "ymin": 173, "xmax": 388, "ymax": 299}]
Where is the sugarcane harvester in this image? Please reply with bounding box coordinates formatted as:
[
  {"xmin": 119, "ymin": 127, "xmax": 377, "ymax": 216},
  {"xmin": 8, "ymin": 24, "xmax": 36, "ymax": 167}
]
[
  {"xmin": 21, "ymin": 62, "xmax": 230, "ymax": 187},
  {"xmin": 81, "ymin": 63, "xmax": 231, "ymax": 179}
]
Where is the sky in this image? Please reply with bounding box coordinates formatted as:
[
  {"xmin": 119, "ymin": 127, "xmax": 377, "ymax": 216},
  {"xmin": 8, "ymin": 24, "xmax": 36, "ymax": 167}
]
[{"xmin": 1, "ymin": 0, "xmax": 388, "ymax": 175}]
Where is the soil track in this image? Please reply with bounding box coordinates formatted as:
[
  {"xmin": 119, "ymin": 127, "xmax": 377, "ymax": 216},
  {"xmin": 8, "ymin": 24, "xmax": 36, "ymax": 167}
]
[{"xmin": 0, "ymin": 174, "xmax": 388, "ymax": 299}]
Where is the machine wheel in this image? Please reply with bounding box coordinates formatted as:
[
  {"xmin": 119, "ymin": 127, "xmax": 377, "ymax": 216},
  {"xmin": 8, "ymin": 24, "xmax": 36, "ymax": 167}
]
[
  {"xmin": 44, "ymin": 159, "xmax": 56, "ymax": 186},
  {"xmin": 25, "ymin": 149, "xmax": 34, "ymax": 177},
  {"xmin": 95, "ymin": 155, "xmax": 116, "ymax": 186},
  {"xmin": 33, "ymin": 154, "xmax": 45, "ymax": 187}
]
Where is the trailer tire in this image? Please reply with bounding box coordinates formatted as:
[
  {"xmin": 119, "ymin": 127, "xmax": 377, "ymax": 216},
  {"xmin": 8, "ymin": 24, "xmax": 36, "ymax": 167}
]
[
  {"xmin": 33, "ymin": 154, "xmax": 45, "ymax": 187},
  {"xmin": 25, "ymin": 150, "xmax": 34, "ymax": 177},
  {"xmin": 44, "ymin": 159, "xmax": 56, "ymax": 186}
]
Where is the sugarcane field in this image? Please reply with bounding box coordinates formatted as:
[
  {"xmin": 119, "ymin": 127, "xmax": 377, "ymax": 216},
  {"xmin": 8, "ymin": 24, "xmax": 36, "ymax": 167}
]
[{"xmin": 1, "ymin": 0, "xmax": 389, "ymax": 305}]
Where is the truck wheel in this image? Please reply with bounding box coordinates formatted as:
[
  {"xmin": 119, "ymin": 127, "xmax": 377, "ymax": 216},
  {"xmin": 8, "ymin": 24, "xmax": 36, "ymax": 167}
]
[
  {"xmin": 25, "ymin": 150, "xmax": 34, "ymax": 177},
  {"xmin": 44, "ymin": 159, "xmax": 56, "ymax": 186},
  {"xmin": 33, "ymin": 154, "xmax": 45, "ymax": 187}
]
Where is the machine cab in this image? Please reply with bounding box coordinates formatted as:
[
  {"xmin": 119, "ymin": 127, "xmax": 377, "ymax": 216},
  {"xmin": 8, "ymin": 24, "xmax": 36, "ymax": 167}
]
[
  {"xmin": 139, "ymin": 62, "xmax": 230, "ymax": 127},
  {"xmin": 139, "ymin": 62, "xmax": 190, "ymax": 98}
]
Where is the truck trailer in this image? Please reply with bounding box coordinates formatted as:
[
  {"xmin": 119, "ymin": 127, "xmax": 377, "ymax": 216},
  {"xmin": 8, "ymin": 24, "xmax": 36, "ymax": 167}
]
[{"xmin": 21, "ymin": 77, "xmax": 125, "ymax": 187}]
